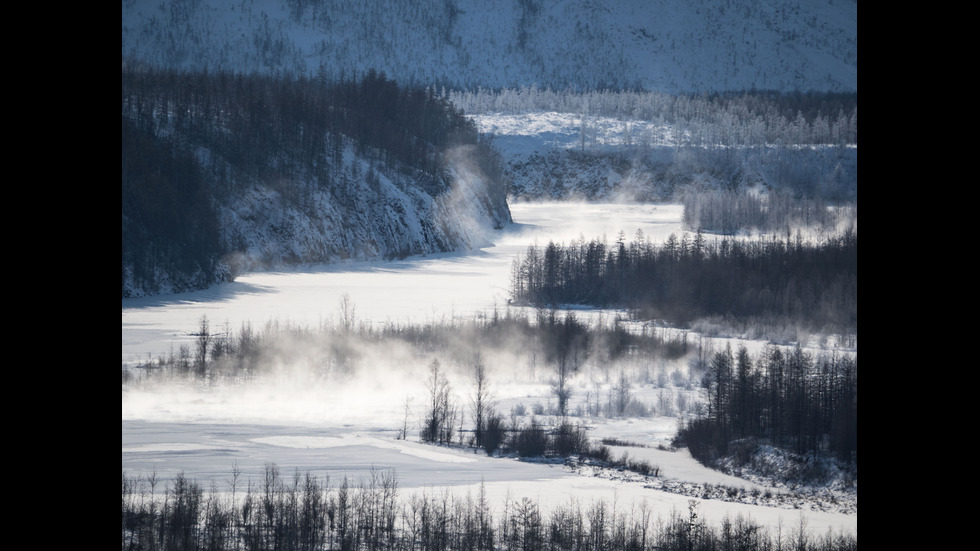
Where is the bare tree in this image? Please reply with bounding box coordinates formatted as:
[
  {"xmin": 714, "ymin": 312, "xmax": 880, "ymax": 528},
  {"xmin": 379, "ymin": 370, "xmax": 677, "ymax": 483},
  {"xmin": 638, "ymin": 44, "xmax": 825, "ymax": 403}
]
[
  {"xmin": 552, "ymin": 356, "xmax": 572, "ymax": 419},
  {"xmin": 471, "ymin": 352, "xmax": 491, "ymax": 448},
  {"xmin": 339, "ymin": 293, "xmax": 356, "ymax": 333},
  {"xmin": 196, "ymin": 315, "xmax": 212, "ymax": 378},
  {"xmin": 400, "ymin": 397, "xmax": 413, "ymax": 440},
  {"xmin": 421, "ymin": 359, "xmax": 455, "ymax": 444},
  {"xmin": 613, "ymin": 369, "xmax": 632, "ymax": 417}
]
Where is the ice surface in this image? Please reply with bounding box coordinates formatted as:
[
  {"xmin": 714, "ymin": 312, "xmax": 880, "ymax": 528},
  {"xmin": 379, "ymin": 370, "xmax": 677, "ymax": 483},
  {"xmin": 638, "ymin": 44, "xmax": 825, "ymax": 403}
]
[{"xmin": 122, "ymin": 202, "xmax": 856, "ymax": 537}]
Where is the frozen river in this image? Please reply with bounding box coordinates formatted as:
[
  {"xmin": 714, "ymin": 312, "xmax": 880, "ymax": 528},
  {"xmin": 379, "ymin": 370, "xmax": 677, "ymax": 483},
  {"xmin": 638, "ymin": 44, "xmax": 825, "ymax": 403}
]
[
  {"xmin": 122, "ymin": 202, "xmax": 688, "ymax": 366},
  {"xmin": 121, "ymin": 202, "xmax": 856, "ymax": 538}
]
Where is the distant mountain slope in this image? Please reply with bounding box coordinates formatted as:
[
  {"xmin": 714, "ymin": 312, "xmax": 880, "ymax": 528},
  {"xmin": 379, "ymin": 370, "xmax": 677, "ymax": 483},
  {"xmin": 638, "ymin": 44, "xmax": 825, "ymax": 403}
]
[
  {"xmin": 121, "ymin": 0, "xmax": 857, "ymax": 93},
  {"xmin": 467, "ymin": 105, "xmax": 857, "ymax": 204}
]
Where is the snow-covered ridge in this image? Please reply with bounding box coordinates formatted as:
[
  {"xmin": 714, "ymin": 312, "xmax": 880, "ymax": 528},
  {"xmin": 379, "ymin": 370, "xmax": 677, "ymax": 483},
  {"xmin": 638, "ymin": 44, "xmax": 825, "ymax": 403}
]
[
  {"xmin": 121, "ymin": 0, "xmax": 857, "ymax": 93},
  {"xmin": 470, "ymin": 111, "xmax": 857, "ymax": 202}
]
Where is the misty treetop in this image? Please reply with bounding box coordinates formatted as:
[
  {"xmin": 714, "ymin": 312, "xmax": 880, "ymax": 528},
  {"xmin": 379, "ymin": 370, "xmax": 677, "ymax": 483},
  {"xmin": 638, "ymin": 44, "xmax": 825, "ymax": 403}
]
[
  {"xmin": 682, "ymin": 189, "xmax": 856, "ymax": 236},
  {"xmin": 124, "ymin": 306, "xmax": 692, "ymax": 391},
  {"xmin": 510, "ymin": 230, "xmax": 857, "ymax": 334},
  {"xmin": 122, "ymin": 115, "xmax": 227, "ymax": 294},
  {"xmin": 459, "ymin": 87, "xmax": 857, "ymax": 206}
]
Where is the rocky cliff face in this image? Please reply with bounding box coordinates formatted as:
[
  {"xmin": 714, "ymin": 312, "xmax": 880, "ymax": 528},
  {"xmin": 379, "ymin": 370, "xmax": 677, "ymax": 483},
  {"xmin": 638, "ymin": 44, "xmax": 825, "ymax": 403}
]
[{"xmin": 217, "ymin": 143, "xmax": 512, "ymax": 278}]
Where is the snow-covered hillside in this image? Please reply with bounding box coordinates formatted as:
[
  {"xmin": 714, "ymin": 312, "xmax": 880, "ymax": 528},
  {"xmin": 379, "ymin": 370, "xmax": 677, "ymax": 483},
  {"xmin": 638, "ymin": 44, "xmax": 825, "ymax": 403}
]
[
  {"xmin": 471, "ymin": 111, "xmax": 857, "ymax": 202},
  {"xmin": 122, "ymin": 139, "xmax": 511, "ymax": 297},
  {"xmin": 221, "ymin": 142, "xmax": 511, "ymax": 270},
  {"xmin": 120, "ymin": 66, "xmax": 512, "ymax": 298},
  {"xmin": 121, "ymin": 0, "xmax": 857, "ymax": 93}
]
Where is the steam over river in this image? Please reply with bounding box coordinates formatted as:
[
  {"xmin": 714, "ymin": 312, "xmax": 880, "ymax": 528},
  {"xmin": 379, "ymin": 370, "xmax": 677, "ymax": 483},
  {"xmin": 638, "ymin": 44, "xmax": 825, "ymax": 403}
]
[
  {"xmin": 122, "ymin": 202, "xmax": 687, "ymax": 366},
  {"xmin": 121, "ymin": 202, "xmax": 857, "ymax": 537}
]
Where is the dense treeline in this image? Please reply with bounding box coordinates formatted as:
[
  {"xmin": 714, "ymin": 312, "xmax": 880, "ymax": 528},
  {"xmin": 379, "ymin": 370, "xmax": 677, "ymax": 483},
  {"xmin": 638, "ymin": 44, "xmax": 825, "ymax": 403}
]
[
  {"xmin": 122, "ymin": 115, "xmax": 227, "ymax": 294},
  {"xmin": 679, "ymin": 344, "xmax": 857, "ymax": 467},
  {"xmin": 451, "ymin": 87, "xmax": 857, "ymax": 147},
  {"xmin": 122, "ymin": 464, "xmax": 856, "ymax": 551},
  {"xmin": 457, "ymin": 87, "xmax": 856, "ymax": 205},
  {"xmin": 511, "ymin": 230, "xmax": 856, "ymax": 334},
  {"xmin": 121, "ymin": 64, "xmax": 485, "ymax": 197},
  {"xmin": 122, "ymin": 64, "xmax": 507, "ymax": 296},
  {"xmin": 682, "ymin": 190, "xmax": 856, "ymax": 236}
]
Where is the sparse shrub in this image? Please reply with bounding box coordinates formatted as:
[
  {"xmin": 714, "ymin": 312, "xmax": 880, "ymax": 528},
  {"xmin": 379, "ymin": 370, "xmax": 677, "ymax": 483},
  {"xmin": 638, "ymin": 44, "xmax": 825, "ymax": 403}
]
[
  {"xmin": 482, "ymin": 412, "xmax": 506, "ymax": 456},
  {"xmin": 587, "ymin": 444, "xmax": 612, "ymax": 463},
  {"xmin": 511, "ymin": 420, "xmax": 549, "ymax": 457},
  {"xmin": 551, "ymin": 421, "xmax": 589, "ymax": 456},
  {"xmin": 600, "ymin": 437, "xmax": 646, "ymax": 448},
  {"xmin": 624, "ymin": 457, "xmax": 659, "ymax": 476},
  {"xmin": 625, "ymin": 399, "xmax": 650, "ymax": 417}
]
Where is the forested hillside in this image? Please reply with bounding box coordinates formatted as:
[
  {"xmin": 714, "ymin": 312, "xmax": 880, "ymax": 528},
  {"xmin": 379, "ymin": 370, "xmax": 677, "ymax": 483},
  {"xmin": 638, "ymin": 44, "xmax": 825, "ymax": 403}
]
[
  {"xmin": 461, "ymin": 88, "xmax": 857, "ymax": 209},
  {"xmin": 121, "ymin": 0, "xmax": 857, "ymax": 94},
  {"xmin": 121, "ymin": 1, "xmax": 858, "ymax": 296},
  {"xmin": 121, "ymin": 65, "xmax": 511, "ymax": 297}
]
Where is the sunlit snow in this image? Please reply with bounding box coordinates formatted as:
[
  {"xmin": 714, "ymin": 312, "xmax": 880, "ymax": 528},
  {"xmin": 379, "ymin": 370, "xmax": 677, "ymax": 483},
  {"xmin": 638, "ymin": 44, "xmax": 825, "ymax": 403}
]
[{"xmin": 122, "ymin": 202, "xmax": 855, "ymax": 537}]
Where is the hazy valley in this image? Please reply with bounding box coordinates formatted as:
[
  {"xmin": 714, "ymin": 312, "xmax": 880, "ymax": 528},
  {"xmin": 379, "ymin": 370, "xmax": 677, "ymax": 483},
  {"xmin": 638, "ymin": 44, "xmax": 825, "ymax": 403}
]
[{"xmin": 122, "ymin": 2, "xmax": 857, "ymax": 549}]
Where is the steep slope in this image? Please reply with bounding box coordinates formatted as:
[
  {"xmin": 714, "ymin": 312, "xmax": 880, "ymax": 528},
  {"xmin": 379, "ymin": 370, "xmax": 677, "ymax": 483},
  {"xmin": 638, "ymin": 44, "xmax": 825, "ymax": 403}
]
[
  {"xmin": 121, "ymin": 68, "xmax": 511, "ymax": 297},
  {"xmin": 217, "ymin": 141, "xmax": 512, "ymax": 276},
  {"xmin": 121, "ymin": 0, "xmax": 857, "ymax": 94}
]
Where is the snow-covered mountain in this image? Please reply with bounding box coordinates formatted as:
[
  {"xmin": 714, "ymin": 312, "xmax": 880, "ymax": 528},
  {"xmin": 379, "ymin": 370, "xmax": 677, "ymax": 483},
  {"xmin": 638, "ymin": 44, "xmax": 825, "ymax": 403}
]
[{"xmin": 121, "ymin": 0, "xmax": 857, "ymax": 94}]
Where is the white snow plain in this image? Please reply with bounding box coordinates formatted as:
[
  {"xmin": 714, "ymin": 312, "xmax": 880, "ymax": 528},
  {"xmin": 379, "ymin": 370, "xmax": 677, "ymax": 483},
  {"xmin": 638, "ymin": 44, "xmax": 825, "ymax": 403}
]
[{"xmin": 122, "ymin": 202, "xmax": 856, "ymax": 538}]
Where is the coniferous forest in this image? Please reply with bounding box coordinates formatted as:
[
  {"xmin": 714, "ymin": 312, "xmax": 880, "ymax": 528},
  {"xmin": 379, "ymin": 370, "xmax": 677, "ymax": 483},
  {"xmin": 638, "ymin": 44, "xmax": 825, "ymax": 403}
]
[
  {"xmin": 510, "ymin": 230, "xmax": 857, "ymax": 334},
  {"xmin": 121, "ymin": 65, "xmax": 485, "ymax": 197},
  {"xmin": 509, "ymin": 230, "xmax": 857, "ymax": 477},
  {"xmin": 679, "ymin": 343, "xmax": 856, "ymax": 465},
  {"xmin": 122, "ymin": 114, "xmax": 226, "ymax": 292},
  {"xmin": 121, "ymin": 64, "xmax": 508, "ymax": 296}
]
